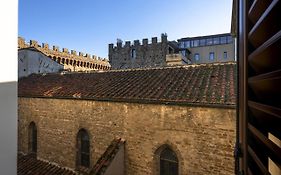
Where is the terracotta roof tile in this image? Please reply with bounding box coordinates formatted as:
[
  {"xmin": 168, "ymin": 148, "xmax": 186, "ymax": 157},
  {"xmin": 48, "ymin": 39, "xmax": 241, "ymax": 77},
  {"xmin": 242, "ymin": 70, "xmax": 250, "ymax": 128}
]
[
  {"xmin": 90, "ymin": 138, "xmax": 125, "ymax": 175},
  {"xmin": 18, "ymin": 62, "xmax": 237, "ymax": 107},
  {"xmin": 17, "ymin": 153, "xmax": 78, "ymax": 175}
]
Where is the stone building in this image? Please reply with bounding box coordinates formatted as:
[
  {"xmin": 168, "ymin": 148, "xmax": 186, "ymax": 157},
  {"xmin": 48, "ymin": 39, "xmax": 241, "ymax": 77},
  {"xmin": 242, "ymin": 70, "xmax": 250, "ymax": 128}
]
[
  {"xmin": 18, "ymin": 37, "xmax": 111, "ymax": 72},
  {"xmin": 109, "ymin": 34, "xmax": 189, "ymax": 69},
  {"xmin": 178, "ymin": 33, "xmax": 235, "ymax": 64},
  {"xmin": 18, "ymin": 62, "xmax": 237, "ymax": 175}
]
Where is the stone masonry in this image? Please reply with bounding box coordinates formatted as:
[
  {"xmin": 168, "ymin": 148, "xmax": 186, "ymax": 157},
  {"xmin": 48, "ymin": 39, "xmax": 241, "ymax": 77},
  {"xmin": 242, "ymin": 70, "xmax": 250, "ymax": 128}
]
[
  {"xmin": 18, "ymin": 97, "xmax": 235, "ymax": 175},
  {"xmin": 18, "ymin": 37, "xmax": 111, "ymax": 71},
  {"xmin": 109, "ymin": 34, "xmax": 169, "ymax": 69}
]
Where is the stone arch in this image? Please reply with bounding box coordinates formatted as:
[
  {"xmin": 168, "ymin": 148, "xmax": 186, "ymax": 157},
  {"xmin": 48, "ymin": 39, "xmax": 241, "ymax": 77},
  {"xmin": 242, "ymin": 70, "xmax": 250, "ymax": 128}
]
[
  {"xmin": 62, "ymin": 58, "xmax": 65, "ymax": 64},
  {"xmin": 66, "ymin": 59, "xmax": 69, "ymax": 65},
  {"xmin": 69, "ymin": 59, "xmax": 73, "ymax": 65},
  {"xmin": 87, "ymin": 62, "xmax": 89, "ymax": 68},
  {"xmin": 152, "ymin": 141, "xmax": 183, "ymax": 175},
  {"xmin": 57, "ymin": 57, "xmax": 61, "ymax": 64},
  {"xmin": 73, "ymin": 60, "xmax": 76, "ymax": 66},
  {"xmin": 77, "ymin": 61, "xmax": 80, "ymax": 67}
]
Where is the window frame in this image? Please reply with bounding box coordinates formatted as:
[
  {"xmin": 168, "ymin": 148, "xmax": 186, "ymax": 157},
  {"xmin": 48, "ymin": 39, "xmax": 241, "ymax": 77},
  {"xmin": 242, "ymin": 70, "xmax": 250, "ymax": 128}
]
[
  {"xmin": 159, "ymin": 147, "xmax": 179, "ymax": 175},
  {"xmin": 76, "ymin": 128, "xmax": 90, "ymax": 168},
  {"xmin": 223, "ymin": 51, "xmax": 228, "ymax": 59},
  {"xmin": 131, "ymin": 49, "xmax": 136, "ymax": 59},
  {"xmin": 209, "ymin": 52, "xmax": 215, "ymax": 60},
  {"xmin": 28, "ymin": 122, "xmax": 37, "ymax": 154},
  {"xmin": 194, "ymin": 53, "xmax": 200, "ymax": 61}
]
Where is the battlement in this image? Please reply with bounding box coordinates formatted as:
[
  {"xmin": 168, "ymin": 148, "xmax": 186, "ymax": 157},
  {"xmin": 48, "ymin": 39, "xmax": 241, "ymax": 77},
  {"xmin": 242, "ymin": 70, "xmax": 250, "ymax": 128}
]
[
  {"xmin": 18, "ymin": 37, "xmax": 109, "ymax": 64},
  {"xmin": 109, "ymin": 33, "xmax": 168, "ymax": 49}
]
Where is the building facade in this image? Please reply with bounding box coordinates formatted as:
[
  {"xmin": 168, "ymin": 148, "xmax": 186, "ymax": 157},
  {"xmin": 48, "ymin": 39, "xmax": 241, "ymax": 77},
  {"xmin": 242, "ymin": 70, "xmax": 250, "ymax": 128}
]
[
  {"xmin": 18, "ymin": 37, "xmax": 111, "ymax": 72},
  {"xmin": 178, "ymin": 33, "xmax": 235, "ymax": 64},
  {"xmin": 18, "ymin": 62, "xmax": 237, "ymax": 175},
  {"xmin": 109, "ymin": 34, "xmax": 189, "ymax": 69}
]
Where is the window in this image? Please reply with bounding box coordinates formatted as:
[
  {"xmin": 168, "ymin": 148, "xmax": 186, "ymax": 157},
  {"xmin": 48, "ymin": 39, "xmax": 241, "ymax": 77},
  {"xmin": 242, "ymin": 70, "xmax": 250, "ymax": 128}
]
[
  {"xmin": 206, "ymin": 38, "xmax": 213, "ymax": 45},
  {"xmin": 213, "ymin": 37, "xmax": 219, "ymax": 44},
  {"xmin": 160, "ymin": 147, "xmax": 178, "ymax": 175},
  {"xmin": 131, "ymin": 49, "xmax": 136, "ymax": 59},
  {"xmin": 209, "ymin": 52, "xmax": 215, "ymax": 60},
  {"xmin": 194, "ymin": 53, "xmax": 200, "ymax": 61},
  {"xmin": 77, "ymin": 129, "xmax": 90, "ymax": 168},
  {"xmin": 199, "ymin": 39, "xmax": 205, "ymax": 46},
  {"xmin": 184, "ymin": 41, "xmax": 190, "ymax": 48},
  {"xmin": 28, "ymin": 122, "xmax": 37, "ymax": 154},
  {"xmin": 227, "ymin": 36, "xmax": 233, "ymax": 43},
  {"xmin": 193, "ymin": 40, "xmax": 199, "ymax": 47},
  {"xmin": 223, "ymin": 51, "xmax": 227, "ymax": 59},
  {"xmin": 179, "ymin": 42, "xmax": 184, "ymax": 49},
  {"xmin": 220, "ymin": 36, "xmax": 227, "ymax": 44}
]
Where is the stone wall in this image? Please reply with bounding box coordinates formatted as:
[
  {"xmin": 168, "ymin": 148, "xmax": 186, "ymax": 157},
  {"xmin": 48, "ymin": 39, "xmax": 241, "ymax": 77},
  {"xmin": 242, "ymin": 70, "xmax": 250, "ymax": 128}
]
[
  {"xmin": 18, "ymin": 37, "xmax": 111, "ymax": 71},
  {"xmin": 109, "ymin": 34, "xmax": 168, "ymax": 69},
  {"xmin": 18, "ymin": 97, "xmax": 236, "ymax": 175}
]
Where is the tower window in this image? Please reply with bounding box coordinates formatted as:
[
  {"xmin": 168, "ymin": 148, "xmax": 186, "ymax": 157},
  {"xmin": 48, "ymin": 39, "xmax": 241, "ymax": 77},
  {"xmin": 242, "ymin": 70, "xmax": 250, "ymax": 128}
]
[{"xmin": 131, "ymin": 49, "xmax": 136, "ymax": 59}]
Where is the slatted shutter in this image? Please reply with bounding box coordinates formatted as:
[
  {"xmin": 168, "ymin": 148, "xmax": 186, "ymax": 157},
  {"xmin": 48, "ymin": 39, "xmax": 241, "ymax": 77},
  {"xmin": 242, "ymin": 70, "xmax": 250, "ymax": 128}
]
[{"xmin": 238, "ymin": 0, "xmax": 281, "ymax": 174}]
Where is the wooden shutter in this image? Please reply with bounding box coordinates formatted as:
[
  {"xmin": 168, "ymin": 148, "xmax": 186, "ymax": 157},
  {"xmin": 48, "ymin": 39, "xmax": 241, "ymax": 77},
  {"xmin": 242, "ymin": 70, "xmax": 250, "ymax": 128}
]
[{"xmin": 238, "ymin": 0, "xmax": 281, "ymax": 174}]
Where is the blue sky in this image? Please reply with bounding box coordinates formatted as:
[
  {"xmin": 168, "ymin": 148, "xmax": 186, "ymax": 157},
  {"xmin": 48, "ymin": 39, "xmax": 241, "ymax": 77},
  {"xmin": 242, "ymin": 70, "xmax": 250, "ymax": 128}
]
[{"xmin": 19, "ymin": 0, "xmax": 233, "ymax": 58}]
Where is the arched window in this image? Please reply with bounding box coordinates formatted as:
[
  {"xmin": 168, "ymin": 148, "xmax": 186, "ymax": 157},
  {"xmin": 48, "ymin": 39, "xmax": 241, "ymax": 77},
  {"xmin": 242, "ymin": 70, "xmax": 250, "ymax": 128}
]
[
  {"xmin": 76, "ymin": 129, "xmax": 90, "ymax": 168},
  {"xmin": 28, "ymin": 122, "xmax": 37, "ymax": 154},
  {"xmin": 160, "ymin": 147, "xmax": 178, "ymax": 175}
]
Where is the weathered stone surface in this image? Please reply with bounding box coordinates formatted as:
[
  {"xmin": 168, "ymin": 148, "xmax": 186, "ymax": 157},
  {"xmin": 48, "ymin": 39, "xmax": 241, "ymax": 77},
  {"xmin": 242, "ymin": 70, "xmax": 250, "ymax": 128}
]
[
  {"xmin": 18, "ymin": 37, "xmax": 111, "ymax": 72},
  {"xmin": 109, "ymin": 34, "xmax": 168, "ymax": 69},
  {"xmin": 18, "ymin": 97, "xmax": 235, "ymax": 175}
]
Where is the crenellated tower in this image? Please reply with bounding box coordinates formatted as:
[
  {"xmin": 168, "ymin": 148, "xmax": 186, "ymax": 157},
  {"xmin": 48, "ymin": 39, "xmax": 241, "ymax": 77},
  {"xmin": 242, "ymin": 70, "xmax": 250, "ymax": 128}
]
[{"xmin": 108, "ymin": 34, "xmax": 169, "ymax": 69}]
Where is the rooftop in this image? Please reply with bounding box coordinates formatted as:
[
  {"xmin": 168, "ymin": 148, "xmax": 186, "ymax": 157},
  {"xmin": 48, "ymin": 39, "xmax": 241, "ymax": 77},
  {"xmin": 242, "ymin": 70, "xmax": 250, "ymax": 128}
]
[
  {"xmin": 18, "ymin": 62, "xmax": 237, "ymax": 108},
  {"xmin": 18, "ymin": 153, "xmax": 78, "ymax": 175},
  {"xmin": 178, "ymin": 33, "xmax": 232, "ymax": 41}
]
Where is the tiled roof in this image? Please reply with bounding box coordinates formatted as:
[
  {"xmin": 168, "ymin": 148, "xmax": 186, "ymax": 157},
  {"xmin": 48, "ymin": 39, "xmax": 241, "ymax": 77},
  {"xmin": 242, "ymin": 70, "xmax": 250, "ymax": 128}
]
[
  {"xmin": 17, "ymin": 153, "xmax": 78, "ymax": 175},
  {"xmin": 18, "ymin": 62, "xmax": 237, "ymax": 107},
  {"xmin": 90, "ymin": 138, "xmax": 125, "ymax": 175}
]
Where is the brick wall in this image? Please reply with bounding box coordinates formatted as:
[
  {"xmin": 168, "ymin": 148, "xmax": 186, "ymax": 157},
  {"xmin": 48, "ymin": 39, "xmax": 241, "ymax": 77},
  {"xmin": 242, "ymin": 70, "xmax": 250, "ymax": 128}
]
[{"xmin": 18, "ymin": 97, "xmax": 236, "ymax": 175}]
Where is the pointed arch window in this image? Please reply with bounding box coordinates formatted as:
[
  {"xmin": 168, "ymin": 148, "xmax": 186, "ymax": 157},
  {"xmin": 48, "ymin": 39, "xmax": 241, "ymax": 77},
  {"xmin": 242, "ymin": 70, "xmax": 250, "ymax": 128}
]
[
  {"xmin": 160, "ymin": 147, "xmax": 178, "ymax": 175},
  {"xmin": 28, "ymin": 122, "xmax": 37, "ymax": 154},
  {"xmin": 77, "ymin": 129, "xmax": 90, "ymax": 168}
]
